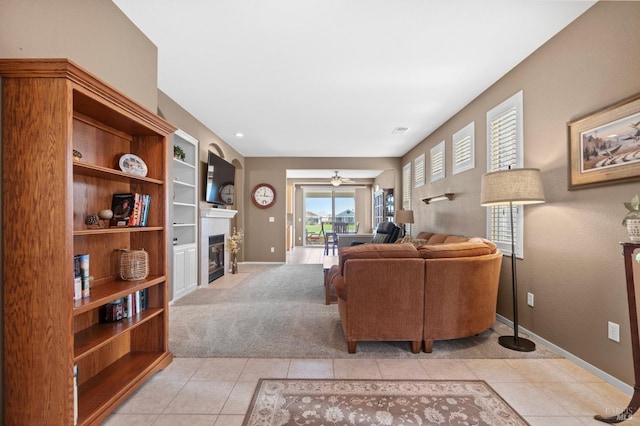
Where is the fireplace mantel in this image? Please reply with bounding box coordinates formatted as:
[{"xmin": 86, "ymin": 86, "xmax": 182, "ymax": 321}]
[{"xmin": 200, "ymin": 207, "xmax": 238, "ymax": 219}]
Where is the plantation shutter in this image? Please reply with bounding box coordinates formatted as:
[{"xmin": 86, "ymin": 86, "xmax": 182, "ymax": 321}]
[
  {"xmin": 402, "ymin": 162, "xmax": 412, "ymax": 235},
  {"xmin": 414, "ymin": 154, "xmax": 425, "ymax": 188},
  {"xmin": 402, "ymin": 163, "xmax": 411, "ymax": 210},
  {"xmin": 430, "ymin": 141, "xmax": 445, "ymax": 182},
  {"xmin": 452, "ymin": 122, "xmax": 474, "ymax": 175},
  {"xmin": 486, "ymin": 91, "xmax": 524, "ymax": 256},
  {"xmin": 454, "ymin": 134, "xmax": 472, "ymax": 166}
]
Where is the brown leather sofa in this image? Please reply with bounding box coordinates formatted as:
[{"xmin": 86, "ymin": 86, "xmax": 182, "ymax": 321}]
[{"xmin": 328, "ymin": 232, "xmax": 502, "ymax": 353}]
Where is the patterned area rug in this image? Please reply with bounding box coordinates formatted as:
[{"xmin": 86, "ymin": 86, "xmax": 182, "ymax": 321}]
[{"xmin": 243, "ymin": 379, "xmax": 529, "ymax": 426}]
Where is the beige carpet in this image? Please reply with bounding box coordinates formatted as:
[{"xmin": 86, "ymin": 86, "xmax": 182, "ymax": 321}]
[
  {"xmin": 169, "ymin": 264, "xmax": 558, "ymax": 359},
  {"xmin": 243, "ymin": 379, "xmax": 529, "ymax": 426}
]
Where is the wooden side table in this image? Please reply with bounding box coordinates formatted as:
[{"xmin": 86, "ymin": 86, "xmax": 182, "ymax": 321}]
[
  {"xmin": 322, "ymin": 255, "xmax": 339, "ymax": 305},
  {"xmin": 595, "ymin": 242, "xmax": 640, "ymax": 423}
]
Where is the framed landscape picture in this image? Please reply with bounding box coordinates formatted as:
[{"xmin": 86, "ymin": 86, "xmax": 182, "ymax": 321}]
[{"xmin": 568, "ymin": 93, "xmax": 640, "ymax": 190}]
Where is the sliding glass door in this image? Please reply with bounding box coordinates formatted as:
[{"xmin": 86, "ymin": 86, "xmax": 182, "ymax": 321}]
[{"xmin": 303, "ymin": 187, "xmax": 356, "ymax": 247}]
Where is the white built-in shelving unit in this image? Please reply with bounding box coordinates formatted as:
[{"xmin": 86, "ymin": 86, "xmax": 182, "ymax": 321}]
[{"xmin": 171, "ymin": 129, "xmax": 199, "ymax": 301}]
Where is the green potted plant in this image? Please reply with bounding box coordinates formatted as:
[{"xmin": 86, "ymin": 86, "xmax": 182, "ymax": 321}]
[
  {"xmin": 173, "ymin": 145, "xmax": 186, "ymax": 161},
  {"xmin": 623, "ymin": 194, "xmax": 640, "ymax": 241}
]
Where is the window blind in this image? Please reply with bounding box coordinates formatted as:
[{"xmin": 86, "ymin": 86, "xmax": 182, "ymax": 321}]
[
  {"xmin": 402, "ymin": 163, "xmax": 411, "ymax": 210},
  {"xmin": 414, "ymin": 154, "xmax": 425, "ymax": 188},
  {"xmin": 486, "ymin": 91, "xmax": 523, "ymax": 256},
  {"xmin": 430, "ymin": 141, "xmax": 445, "ymax": 182},
  {"xmin": 453, "ymin": 122, "xmax": 475, "ymax": 174}
]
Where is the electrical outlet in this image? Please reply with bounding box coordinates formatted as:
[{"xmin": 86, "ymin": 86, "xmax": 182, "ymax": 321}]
[
  {"xmin": 527, "ymin": 292, "xmax": 534, "ymax": 307},
  {"xmin": 608, "ymin": 321, "xmax": 620, "ymax": 342},
  {"xmin": 270, "ymin": 247, "xmax": 275, "ymax": 253}
]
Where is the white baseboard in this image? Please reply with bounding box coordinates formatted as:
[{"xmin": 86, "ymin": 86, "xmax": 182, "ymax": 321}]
[{"xmin": 496, "ymin": 314, "xmax": 633, "ymax": 396}]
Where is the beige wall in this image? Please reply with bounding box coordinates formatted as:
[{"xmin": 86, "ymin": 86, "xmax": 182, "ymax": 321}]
[
  {"xmin": 244, "ymin": 157, "xmax": 401, "ymax": 262},
  {"xmin": 402, "ymin": 1, "xmax": 640, "ymax": 384},
  {"xmin": 157, "ymin": 90, "xmax": 246, "ymax": 226},
  {"xmin": 0, "ymin": 0, "xmax": 159, "ymax": 110}
]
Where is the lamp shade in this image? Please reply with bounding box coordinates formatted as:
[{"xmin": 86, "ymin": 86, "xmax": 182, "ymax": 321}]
[
  {"xmin": 480, "ymin": 168, "xmax": 545, "ymax": 206},
  {"xmin": 395, "ymin": 209, "xmax": 414, "ymax": 224}
]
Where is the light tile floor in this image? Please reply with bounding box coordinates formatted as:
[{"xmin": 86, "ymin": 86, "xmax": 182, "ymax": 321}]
[{"xmin": 104, "ymin": 247, "xmax": 639, "ymax": 425}]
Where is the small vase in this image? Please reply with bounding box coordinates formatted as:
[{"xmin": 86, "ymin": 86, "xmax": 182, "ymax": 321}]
[
  {"xmin": 230, "ymin": 254, "xmax": 238, "ymax": 274},
  {"xmin": 627, "ymin": 219, "xmax": 640, "ymax": 242}
]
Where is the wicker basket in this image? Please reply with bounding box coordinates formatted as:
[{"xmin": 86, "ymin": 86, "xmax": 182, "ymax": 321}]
[{"xmin": 119, "ymin": 249, "xmax": 149, "ymax": 281}]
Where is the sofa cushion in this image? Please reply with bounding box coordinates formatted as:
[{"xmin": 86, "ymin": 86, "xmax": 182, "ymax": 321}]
[
  {"xmin": 468, "ymin": 237, "xmax": 498, "ymax": 254},
  {"xmin": 400, "ymin": 235, "xmax": 430, "ymax": 248},
  {"xmin": 339, "ymin": 243, "xmax": 419, "ymax": 273},
  {"xmin": 443, "ymin": 235, "xmax": 470, "ymax": 244},
  {"xmin": 425, "ymin": 234, "xmax": 449, "ymax": 244},
  {"xmin": 417, "ymin": 242, "xmax": 492, "ymax": 259},
  {"xmin": 415, "ymin": 232, "xmax": 434, "ymax": 240}
]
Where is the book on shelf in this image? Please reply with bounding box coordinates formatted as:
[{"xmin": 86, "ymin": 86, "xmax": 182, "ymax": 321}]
[
  {"xmin": 111, "ymin": 192, "xmax": 151, "ymax": 227},
  {"xmin": 73, "ymin": 364, "xmax": 78, "ymax": 426},
  {"xmin": 73, "ymin": 254, "xmax": 90, "ymax": 299},
  {"xmin": 73, "ymin": 256, "xmax": 82, "ymax": 301},
  {"xmin": 100, "ymin": 288, "xmax": 149, "ymax": 322}
]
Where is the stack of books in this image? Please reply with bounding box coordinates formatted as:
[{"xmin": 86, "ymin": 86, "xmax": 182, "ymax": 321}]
[
  {"xmin": 100, "ymin": 289, "xmax": 149, "ymax": 322},
  {"xmin": 110, "ymin": 193, "xmax": 151, "ymax": 227},
  {"xmin": 73, "ymin": 254, "xmax": 90, "ymax": 300}
]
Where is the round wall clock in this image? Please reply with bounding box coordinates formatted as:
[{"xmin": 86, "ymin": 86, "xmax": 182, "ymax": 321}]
[
  {"xmin": 219, "ymin": 183, "xmax": 235, "ymax": 204},
  {"xmin": 251, "ymin": 183, "xmax": 276, "ymax": 208}
]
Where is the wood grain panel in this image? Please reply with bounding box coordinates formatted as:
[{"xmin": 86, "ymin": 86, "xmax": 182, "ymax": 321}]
[{"xmin": 2, "ymin": 77, "xmax": 75, "ymax": 423}]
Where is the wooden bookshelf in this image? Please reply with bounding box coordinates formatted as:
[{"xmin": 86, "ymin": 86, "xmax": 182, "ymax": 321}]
[{"xmin": 0, "ymin": 59, "xmax": 175, "ymax": 425}]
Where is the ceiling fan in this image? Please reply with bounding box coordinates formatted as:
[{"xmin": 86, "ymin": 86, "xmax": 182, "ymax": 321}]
[{"xmin": 330, "ymin": 171, "xmax": 355, "ymax": 186}]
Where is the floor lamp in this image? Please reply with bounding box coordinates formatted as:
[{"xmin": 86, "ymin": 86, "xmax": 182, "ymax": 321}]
[
  {"xmin": 480, "ymin": 167, "xmax": 545, "ymax": 352},
  {"xmin": 395, "ymin": 209, "xmax": 414, "ymax": 238}
]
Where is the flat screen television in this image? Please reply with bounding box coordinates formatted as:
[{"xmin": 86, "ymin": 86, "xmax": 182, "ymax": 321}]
[{"xmin": 205, "ymin": 151, "xmax": 236, "ymax": 205}]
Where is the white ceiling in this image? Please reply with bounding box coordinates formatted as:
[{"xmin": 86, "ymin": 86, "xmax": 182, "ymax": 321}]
[{"xmin": 113, "ymin": 0, "xmax": 595, "ymax": 162}]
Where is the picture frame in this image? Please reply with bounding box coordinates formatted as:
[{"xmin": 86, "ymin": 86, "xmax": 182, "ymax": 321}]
[
  {"xmin": 110, "ymin": 193, "xmax": 135, "ymax": 227},
  {"xmin": 568, "ymin": 93, "xmax": 640, "ymax": 190}
]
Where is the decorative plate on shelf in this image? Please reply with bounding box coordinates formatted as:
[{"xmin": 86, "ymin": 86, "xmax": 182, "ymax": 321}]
[{"xmin": 119, "ymin": 153, "xmax": 148, "ymax": 177}]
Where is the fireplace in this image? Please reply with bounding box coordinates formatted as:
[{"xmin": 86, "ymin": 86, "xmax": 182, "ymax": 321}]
[
  {"xmin": 209, "ymin": 234, "xmax": 225, "ymax": 282},
  {"xmin": 200, "ymin": 208, "xmax": 237, "ymax": 287}
]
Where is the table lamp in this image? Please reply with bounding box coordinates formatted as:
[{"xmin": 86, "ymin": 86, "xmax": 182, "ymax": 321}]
[{"xmin": 395, "ymin": 209, "xmax": 414, "ymax": 238}]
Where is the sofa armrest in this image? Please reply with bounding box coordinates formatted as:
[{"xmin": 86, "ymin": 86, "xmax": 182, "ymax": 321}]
[
  {"xmin": 423, "ymin": 252, "xmax": 502, "ymax": 342},
  {"xmin": 338, "ymin": 258, "xmax": 425, "ymax": 341}
]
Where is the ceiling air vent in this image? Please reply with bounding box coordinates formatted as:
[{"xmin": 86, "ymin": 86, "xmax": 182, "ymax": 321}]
[{"xmin": 392, "ymin": 127, "xmax": 409, "ymax": 135}]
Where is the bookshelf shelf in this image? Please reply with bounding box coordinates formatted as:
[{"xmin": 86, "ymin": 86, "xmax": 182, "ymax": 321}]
[
  {"xmin": 73, "ymin": 161, "xmax": 164, "ymax": 185},
  {"xmin": 73, "ymin": 226, "xmax": 164, "ymax": 236},
  {"xmin": 78, "ymin": 352, "xmax": 171, "ymax": 426},
  {"xmin": 173, "ymin": 157, "xmax": 196, "ymax": 169},
  {"xmin": 72, "ymin": 275, "xmax": 165, "ymax": 314},
  {"xmin": 74, "ymin": 308, "xmax": 164, "ymax": 360},
  {"xmin": 0, "ymin": 59, "xmax": 175, "ymax": 425},
  {"xmin": 174, "ymin": 179, "xmax": 196, "ymax": 188}
]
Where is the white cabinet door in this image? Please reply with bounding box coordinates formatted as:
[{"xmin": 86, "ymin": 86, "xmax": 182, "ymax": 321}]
[
  {"xmin": 173, "ymin": 243, "xmax": 198, "ymax": 301},
  {"xmin": 173, "ymin": 245, "xmax": 187, "ymax": 300},
  {"xmin": 185, "ymin": 245, "xmax": 198, "ymax": 293}
]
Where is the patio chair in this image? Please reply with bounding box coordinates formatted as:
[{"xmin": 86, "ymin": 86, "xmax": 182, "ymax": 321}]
[{"xmin": 325, "ymin": 221, "xmax": 349, "ymax": 255}]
